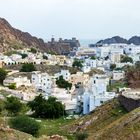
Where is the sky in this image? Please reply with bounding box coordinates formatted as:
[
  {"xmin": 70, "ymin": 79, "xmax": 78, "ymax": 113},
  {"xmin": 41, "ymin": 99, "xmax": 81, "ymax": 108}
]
[{"xmin": 0, "ymin": 0, "xmax": 140, "ymax": 41}]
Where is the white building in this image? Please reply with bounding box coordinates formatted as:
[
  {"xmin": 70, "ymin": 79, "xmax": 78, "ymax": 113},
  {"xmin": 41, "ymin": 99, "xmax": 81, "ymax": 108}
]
[
  {"xmin": 124, "ymin": 45, "xmax": 140, "ymax": 55},
  {"xmin": 112, "ymin": 71, "xmax": 125, "ymax": 80},
  {"xmin": 91, "ymin": 74, "xmax": 109, "ymax": 94},
  {"xmin": 95, "ymin": 46, "xmax": 110, "ymax": 58},
  {"xmin": 84, "ymin": 58, "xmax": 97, "ymax": 68},
  {"xmin": 55, "ymin": 70, "xmax": 71, "ymax": 81},
  {"xmin": 81, "ymin": 74, "xmax": 115, "ymax": 114},
  {"xmin": 51, "ymin": 87, "xmax": 78, "ymax": 114},
  {"xmin": 82, "ymin": 90, "xmax": 115, "ymax": 115},
  {"xmin": 82, "ymin": 65, "xmax": 91, "ymax": 73},
  {"xmin": 31, "ymin": 71, "xmax": 53, "ymax": 94}
]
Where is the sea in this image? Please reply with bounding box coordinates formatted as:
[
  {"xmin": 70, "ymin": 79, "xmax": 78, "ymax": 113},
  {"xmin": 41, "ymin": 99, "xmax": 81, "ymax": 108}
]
[{"xmin": 79, "ymin": 39, "xmax": 99, "ymax": 47}]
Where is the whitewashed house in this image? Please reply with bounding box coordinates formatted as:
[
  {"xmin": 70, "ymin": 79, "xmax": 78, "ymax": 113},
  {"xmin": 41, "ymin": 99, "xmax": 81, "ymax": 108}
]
[
  {"xmin": 54, "ymin": 70, "xmax": 71, "ymax": 81},
  {"xmin": 10, "ymin": 54, "xmax": 22, "ymax": 61},
  {"xmin": 81, "ymin": 74, "xmax": 115, "ymax": 114},
  {"xmin": 112, "ymin": 71, "xmax": 125, "ymax": 80},
  {"xmin": 124, "ymin": 45, "xmax": 140, "ymax": 55},
  {"xmin": 84, "ymin": 58, "xmax": 97, "ymax": 68},
  {"xmin": 91, "ymin": 74, "xmax": 109, "ymax": 94},
  {"xmin": 95, "ymin": 46, "xmax": 110, "ymax": 58},
  {"xmin": 31, "ymin": 71, "xmax": 53, "ymax": 94},
  {"xmin": 82, "ymin": 65, "xmax": 91, "ymax": 73}
]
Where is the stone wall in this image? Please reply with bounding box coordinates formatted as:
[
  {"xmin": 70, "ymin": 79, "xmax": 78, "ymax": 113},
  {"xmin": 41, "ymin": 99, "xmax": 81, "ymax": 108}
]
[{"xmin": 118, "ymin": 95, "xmax": 140, "ymax": 112}]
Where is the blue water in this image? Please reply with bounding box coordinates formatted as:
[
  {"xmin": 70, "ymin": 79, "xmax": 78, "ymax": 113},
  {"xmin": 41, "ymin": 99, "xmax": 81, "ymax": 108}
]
[{"xmin": 79, "ymin": 39, "xmax": 99, "ymax": 47}]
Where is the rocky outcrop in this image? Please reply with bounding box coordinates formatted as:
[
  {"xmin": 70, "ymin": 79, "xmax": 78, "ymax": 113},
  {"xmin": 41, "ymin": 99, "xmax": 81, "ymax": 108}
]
[
  {"xmin": 126, "ymin": 70, "xmax": 140, "ymax": 88},
  {"xmin": 96, "ymin": 36, "xmax": 140, "ymax": 45},
  {"xmin": 128, "ymin": 36, "xmax": 140, "ymax": 45},
  {"xmin": 118, "ymin": 95, "xmax": 140, "ymax": 111}
]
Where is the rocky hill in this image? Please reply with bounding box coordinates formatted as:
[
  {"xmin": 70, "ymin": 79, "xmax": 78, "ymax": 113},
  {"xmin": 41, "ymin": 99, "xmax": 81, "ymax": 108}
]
[
  {"xmin": 128, "ymin": 36, "xmax": 140, "ymax": 45},
  {"xmin": 0, "ymin": 18, "xmax": 79, "ymax": 54},
  {"xmin": 96, "ymin": 36, "xmax": 128, "ymax": 45},
  {"xmin": 96, "ymin": 36, "xmax": 140, "ymax": 45}
]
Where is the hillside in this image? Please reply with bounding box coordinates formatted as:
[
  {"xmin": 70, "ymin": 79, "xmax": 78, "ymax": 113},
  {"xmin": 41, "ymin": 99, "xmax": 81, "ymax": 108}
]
[
  {"xmin": 65, "ymin": 98, "xmax": 140, "ymax": 140},
  {"xmin": 0, "ymin": 18, "xmax": 78, "ymax": 54},
  {"xmin": 0, "ymin": 98, "xmax": 140, "ymax": 140},
  {"xmin": 96, "ymin": 36, "xmax": 140, "ymax": 45}
]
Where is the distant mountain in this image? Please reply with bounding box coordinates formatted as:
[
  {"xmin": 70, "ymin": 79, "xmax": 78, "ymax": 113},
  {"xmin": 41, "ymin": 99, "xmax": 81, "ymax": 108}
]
[
  {"xmin": 0, "ymin": 18, "xmax": 80, "ymax": 54},
  {"xmin": 96, "ymin": 36, "xmax": 128, "ymax": 45},
  {"xmin": 128, "ymin": 36, "xmax": 140, "ymax": 45},
  {"xmin": 96, "ymin": 36, "xmax": 140, "ymax": 45}
]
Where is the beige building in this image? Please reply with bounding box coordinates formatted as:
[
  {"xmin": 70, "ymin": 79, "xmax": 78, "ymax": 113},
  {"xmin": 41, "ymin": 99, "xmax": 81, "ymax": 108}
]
[
  {"xmin": 70, "ymin": 72, "xmax": 89, "ymax": 86},
  {"xmin": 3, "ymin": 76, "xmax": 31, "ymax": 88},
  {"xmin": 110, "ymin": 52, "xmax": 121, "ymax": 63},
  {"xmin": 55, "ymin": 55, "xmax": 67, "ymax": 65}
]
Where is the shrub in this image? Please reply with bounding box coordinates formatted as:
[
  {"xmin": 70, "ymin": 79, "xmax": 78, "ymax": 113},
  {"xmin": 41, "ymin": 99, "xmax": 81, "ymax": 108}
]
[
  {"xmin": 75, "ymin": 132, "xmax": 88, "ymax": 140},
  {"xmin": 10, "ymin": 115, "xmax": 40, "ymax": 136},
  {"xmin": 20, "ymin": 63, "xmax": 36, "ymax": 72},
  {"xmin": 0, "ymin": 68, "xmax": 7, "ymax": 85},
  {"xmin": 43, "ymin": 55, "xmax": 48, "ymax": 60},
  {"xmin": 91, "ymin": 56, "xmax": 96, "ymax": 60},
  {"xmin": 8, "ymin": 83, "xmax": 16, "ymax": 89},
  {"xmin": 72, "ymin": 60, "xmax": 83, "ymax": 69},
  {"xmin": 110, "ymin": 64, "xmax": 116, "ymax": 71},
  {"xmin": 5, "ymin": 96, "xmax": 23, "ymax": 116},
  {"xmin": 20, "ymin": 53, "xmax": 28, "ymax": 59},
  {"xmin": 30, "ymin": 48, "xmax": 37, "ymax": 54},
  {"xmin": 56, "ymin": 76, "xmax": 72, "ymax": 90},
  {"xmin": 121, "ymin": 55, "xmax": 133, "ymax": 63}
]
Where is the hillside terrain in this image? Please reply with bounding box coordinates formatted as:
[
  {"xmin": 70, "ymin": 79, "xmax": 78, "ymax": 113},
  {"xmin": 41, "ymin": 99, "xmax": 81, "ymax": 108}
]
[
  {"xmin": 65, "ymin": 98, "xmax": 140, "ymax": 140},
  {"xmin": 0, "ymin": 98, "xmax": 140, "ymax": 140},
  {"xmin": 96, "ymin": 36, "xmax": 140, "ymax": 45},
  {"xmin": 0, "ymin": 18, "xmax": 79, "ymax": 54}
]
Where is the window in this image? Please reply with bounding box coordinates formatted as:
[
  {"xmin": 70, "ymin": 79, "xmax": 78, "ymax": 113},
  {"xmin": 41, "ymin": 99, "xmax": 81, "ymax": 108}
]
[{"xmin": 100, "ymin": 101, "xmax": 104, "ymax": 104}]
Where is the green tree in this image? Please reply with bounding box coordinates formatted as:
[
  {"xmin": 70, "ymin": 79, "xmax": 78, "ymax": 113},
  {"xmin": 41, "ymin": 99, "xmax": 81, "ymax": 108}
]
[
  {"xmin": 75, "ymin": 132, "xmax": 88, "ymax": 140},
  {"xmin": 8, "ymin": 83, "xmax": 16, "ymax": 89},
  {"xmin": 0, "ymin": 68, "xmax": 7, "ymax": 85},
  {"xmin": 28, "ymin": 95, "xmax": 65, "ymax": 119},
  {"xmin": 5, "ymin": 96, "xmax": 23, "ymax": 116},
  {"xmin": 43, "ymin": 55, "xmax": 48, "ymax": 60},
  {"xmin": 56, "ymin": 76, "xmax": 72, "ymax": 90},
  {"xmin": 110, "ymin": 64, "xmax": 116, "ymax": 71},
  {"xmin": 20, "ymin": 63, "xmax": 36, "ymax": 72},
  {"xmin": 30, "ymin": 48, "xmax": 37, "ymax": 53},
  {"xmin": 121, "ymin": 55, "xmax": 133, "ymax": 63},
  {"xmin": 135, "ymin": 61, "xmax": 140, "ymax": 70},
  {"xmin": 72, "ymin": 60, "xmax": 83, "ymax": 69},
  {"xmin": 20, "ymin": 53, "xmax": 28, "ymax": 59},
  {"xmin": 0, "ymin": 100, "xmax": 5, "ymax": 115},
  {"xmin": 10, "ymin": 115, "xmax": 40, "ymax": 136},
  {"xmin": 91, "ymin": 56, "xmax": 96, "ymax": 60}
]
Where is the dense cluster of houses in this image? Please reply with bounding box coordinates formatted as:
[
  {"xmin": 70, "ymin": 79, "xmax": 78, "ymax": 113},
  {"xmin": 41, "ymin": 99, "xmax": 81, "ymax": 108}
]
[{"xmin": 1, "ymin": 43, "xmax": 140, "ymax": 115}]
